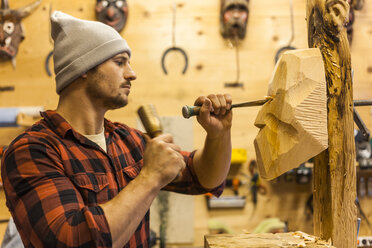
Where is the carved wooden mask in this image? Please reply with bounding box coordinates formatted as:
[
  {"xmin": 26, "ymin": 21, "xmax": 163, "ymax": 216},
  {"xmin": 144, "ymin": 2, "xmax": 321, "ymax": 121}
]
[
  {"xmin": 95, "ymin": 0, "xmax": 128, "ymax": 32},
  {"xmin": 345, "ymin": 0, "xmax": 364, "ymax": 45},
  {"xmin": 0, "ymin": 0, "xmax": 41, "ymax": 67},
  {"xmin": 220, "ymin": 0, "xmax": 249, "ymax": 40},
  {"xmin": 254, "ymin": 49, "xmax": 328, "ymax": 180}
]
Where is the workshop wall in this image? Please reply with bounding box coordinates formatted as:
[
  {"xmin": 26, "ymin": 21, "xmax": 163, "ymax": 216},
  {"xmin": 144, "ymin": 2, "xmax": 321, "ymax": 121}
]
[{"xmin": 1, "ymin": 0, "xmax": 372, "ymax": 246}]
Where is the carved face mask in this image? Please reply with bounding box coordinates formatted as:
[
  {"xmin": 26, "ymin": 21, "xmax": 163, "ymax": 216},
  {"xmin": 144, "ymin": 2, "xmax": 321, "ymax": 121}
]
[
  {"xmin": 95, "ymin": 0, "xmax": 128, "ymax": 32},
  {"xmin": 345, "ymin": 0, "xmax": 364, "ymax": 45},
  {"xmin": 220, "ymin": 0, "xmax": 249, "ymax": 40},
  {"xmin": 0, "ymin": 0, "xmax": 40, "ymax": 67},
  {"xmin": 254, "ymin": 49, "xmax": 327, "ymax": 180}
]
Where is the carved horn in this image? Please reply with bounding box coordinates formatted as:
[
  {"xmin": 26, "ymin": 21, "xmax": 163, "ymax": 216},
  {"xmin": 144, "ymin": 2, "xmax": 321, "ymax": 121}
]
[
  {"xmin": 17, "ymin": 0, "xmax": 41, "ymax": 19},
  {"xmin": 1, "ymin": 0, "xmax": 9, "ymax": 10}
]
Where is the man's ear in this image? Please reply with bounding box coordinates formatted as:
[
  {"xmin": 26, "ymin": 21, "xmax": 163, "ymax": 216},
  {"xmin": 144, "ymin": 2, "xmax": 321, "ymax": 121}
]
[{"xmin": 326, "ymin": 0, "xmax": 350, "ymax": 29}]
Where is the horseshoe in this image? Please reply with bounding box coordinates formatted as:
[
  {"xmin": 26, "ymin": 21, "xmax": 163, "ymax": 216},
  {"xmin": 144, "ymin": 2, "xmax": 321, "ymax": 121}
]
[
  {"xmin": 161, "ymin": 47, "xmax": 188, "ymax": 75},
  {"xmin": 274, "ymin": 46, "xmax": 296, "ymax": 63},
  {"xmin": 45, "ymin": 50, "xmax": 53, "ymax": 77}
]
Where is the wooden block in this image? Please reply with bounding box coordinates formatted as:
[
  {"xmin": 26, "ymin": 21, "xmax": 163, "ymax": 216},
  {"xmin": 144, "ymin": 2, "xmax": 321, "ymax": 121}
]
[
  {"xmin": 254, "ymin": 48, "xmax": 328, "ymax": 180},
  {"xmin": 204, "ymin": 232, "xmax": 335, "ymax": 248}
]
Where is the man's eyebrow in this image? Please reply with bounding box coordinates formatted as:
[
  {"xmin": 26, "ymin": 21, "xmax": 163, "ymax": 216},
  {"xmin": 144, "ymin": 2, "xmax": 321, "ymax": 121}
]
[{"xmin": 113, "ymin": 55, "xmax": 128, "ymax": 60}]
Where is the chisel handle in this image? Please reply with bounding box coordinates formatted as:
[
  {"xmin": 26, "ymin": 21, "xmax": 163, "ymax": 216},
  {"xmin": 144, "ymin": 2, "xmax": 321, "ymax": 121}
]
[{"xmin": 182, "ymin": 105, "xmax": 202, "ymax": 119}]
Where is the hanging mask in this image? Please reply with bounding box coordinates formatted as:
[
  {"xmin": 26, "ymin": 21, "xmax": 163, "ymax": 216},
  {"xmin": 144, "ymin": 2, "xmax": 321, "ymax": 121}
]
[
  {"xmin": 220, "ymin": 0, "xmax": 249, "ymax": 40},
  {"xmin": 95, "ymin": 0, "xmax": 128, "ymax": 33},
  {"xmin": 0, "ymin": 0, "xmax": 41, "ymax": 68},
  {"xmin": 345, "ymin": 0, "xmax": 364, "ymax": 45}
]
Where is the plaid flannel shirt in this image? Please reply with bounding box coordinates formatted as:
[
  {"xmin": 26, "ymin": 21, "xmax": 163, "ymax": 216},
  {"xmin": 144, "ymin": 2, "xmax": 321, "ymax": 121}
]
[{"xmin": 1, "ymin": 110, "xmax": 224, "ymax": 248}]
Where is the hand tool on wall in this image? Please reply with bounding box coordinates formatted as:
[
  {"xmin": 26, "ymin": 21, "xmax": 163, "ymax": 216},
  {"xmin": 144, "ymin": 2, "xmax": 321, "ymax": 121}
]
[
  {"xmin": 220, "ymin": 0, "xmax": 249, "ymax": 88},
  {"xmin": 0, "ymin": 86, "xmax": 14, "ymax": 92},
  {"xmin": 161, "ymin": 3, "xmax": 188, "ymax": 75},
  {"xmin": 224, "ymin": 36, "xmax": 244, "ymax": 89},
  {"xmin": 274, "ymin": 0, "xmax": 296, "ymax": 63},
  {"xmin": 45, "ymin": 51, "xmax": 53, "ymax": 77},
  {"xmin": 248, "ymin": 160, "xmax": 267, "ymax": 206},
  {"xmin": 225, "ymin": 178, "xmax": 243, "ymax": 195},
  {"xmin": 182, "ymin": 96, "xmax": 273, "ymax": 118},
  {"xmin": 45, "ymin": 3, "xmax": 54, "ymax": 77},
  {"xmin": 355, "ymin": 197, "xmax": 372, "ymax": 232},
  {"xmin": 354, "ymin": 99, "xmax": 372, "ymax": 141}
]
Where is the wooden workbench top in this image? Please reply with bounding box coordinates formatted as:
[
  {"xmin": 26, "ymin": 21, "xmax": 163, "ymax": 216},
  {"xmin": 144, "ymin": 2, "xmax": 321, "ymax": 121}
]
[{"xmin": 205, "ymin": 232, "xmax": 335, "ymax": 248}]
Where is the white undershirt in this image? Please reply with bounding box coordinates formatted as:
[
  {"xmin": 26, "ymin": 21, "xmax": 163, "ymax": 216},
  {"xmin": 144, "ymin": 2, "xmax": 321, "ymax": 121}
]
[{"xmin": 84, "ymin": 130, "xmax": 107, "ymax": 153}]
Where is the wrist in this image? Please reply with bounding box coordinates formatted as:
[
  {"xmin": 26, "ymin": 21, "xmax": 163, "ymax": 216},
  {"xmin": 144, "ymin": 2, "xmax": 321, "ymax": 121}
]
[
  {"xmin": 206, "ymin": 128, "xmax": 231, "ymax": 140},
  {"xmin": 136, "ymin": 171, "xmax": 163, "ymax": 192}
]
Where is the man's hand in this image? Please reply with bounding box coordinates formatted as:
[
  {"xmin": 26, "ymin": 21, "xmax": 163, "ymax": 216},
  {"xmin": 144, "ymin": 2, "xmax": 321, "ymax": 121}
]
[
  {"xmin": 141, "ymin": 134, "xmax": 186, "ymax": 188},
  {"xmin": 194, "ymin": 94, "xmax": 233, "ymax": 138}
]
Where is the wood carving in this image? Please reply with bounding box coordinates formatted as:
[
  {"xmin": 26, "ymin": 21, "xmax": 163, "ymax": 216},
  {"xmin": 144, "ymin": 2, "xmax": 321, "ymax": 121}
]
[
  {"xmin": 0, "ymin": 0, "xmax": 41, "ymax": 67},
  {"xmin": 254, "ymin": 48, "xmax": 327, "ymax": 180},
  {"xmin": 205, "ymin": 232, "xmax": 335, "ymax": 248},
  {"xmin": 307, "ymin": 0, "xmax": 357, "ymax": 247},
  {"xmin": 345, "ymin": 0, "xmax": 364, "ymax": 45},
  {"xmin": 220, "ymin": 0, "xmax": 249, "ymax": 40},
  {"xmin": 95, "ymin": 0, "xmax": 128, "ymax": 32}
]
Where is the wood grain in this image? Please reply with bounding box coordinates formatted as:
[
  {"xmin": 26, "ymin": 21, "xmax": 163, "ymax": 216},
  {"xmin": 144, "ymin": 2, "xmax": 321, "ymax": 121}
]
[{"xmin": 307, "ymin": 0, "xmax": 357, "ymax": 247}]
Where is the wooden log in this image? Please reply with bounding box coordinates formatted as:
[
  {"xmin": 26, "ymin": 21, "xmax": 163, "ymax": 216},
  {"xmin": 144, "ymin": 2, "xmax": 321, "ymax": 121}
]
[
  {"xmin": 204, "ymin": 232, "xmax": 335, "ymax": 248},
  {"xmin": 254, "ymin": 48, "xmax": 328, "ymax": 180},
  {"xmin": 306, "ymin": 0, "xmax": 357, "ymax": 247}
]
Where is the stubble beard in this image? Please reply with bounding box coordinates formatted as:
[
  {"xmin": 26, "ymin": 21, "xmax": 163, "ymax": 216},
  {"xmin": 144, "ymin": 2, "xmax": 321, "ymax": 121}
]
[{"xmin": 86, "ymin": 71, "xmax": 129, "ymax": 110}]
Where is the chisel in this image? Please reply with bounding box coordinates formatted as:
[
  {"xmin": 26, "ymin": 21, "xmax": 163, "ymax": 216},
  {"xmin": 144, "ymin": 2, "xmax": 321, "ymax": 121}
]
[{"xmin": 182, "ymin": 96, "xmax": 274, "ymax": 119}]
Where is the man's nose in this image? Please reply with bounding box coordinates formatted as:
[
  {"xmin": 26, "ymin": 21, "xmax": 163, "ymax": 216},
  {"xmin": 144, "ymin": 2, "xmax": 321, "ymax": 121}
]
[{"xmin": 124, "ymin": 64, "xmax": 137, "ymax": 81}]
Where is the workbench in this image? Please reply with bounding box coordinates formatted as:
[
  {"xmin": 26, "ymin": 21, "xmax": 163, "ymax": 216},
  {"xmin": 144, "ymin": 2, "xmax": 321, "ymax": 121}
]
[{"xmin": 205, "ymin": 232, "xmax": 335, "ymax": 248}]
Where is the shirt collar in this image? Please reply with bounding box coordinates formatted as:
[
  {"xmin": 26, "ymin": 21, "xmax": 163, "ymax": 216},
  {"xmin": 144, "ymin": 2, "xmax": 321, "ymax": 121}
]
[{"xmin": 40, "ymin": 110, "xmax": 117, "ymax": 140}]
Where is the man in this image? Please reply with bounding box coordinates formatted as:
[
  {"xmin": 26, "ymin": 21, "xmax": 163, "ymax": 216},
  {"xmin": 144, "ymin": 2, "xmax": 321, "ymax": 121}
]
[{"xmin": 1, "ymin": 11, "xmax": 233, "ymax": 248}]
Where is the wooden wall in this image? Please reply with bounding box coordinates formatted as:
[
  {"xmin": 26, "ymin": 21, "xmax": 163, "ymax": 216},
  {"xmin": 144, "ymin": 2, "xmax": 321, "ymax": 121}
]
[{"xmin": 0, "ymin": 0, "xmax": 372, "ymax": 246}]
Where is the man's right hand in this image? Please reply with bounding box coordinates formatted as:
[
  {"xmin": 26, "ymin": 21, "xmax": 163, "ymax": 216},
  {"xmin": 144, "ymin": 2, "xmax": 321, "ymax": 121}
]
[{"xmin": 141, "ymin": 133, "xmax": 186, "ymax": 188}]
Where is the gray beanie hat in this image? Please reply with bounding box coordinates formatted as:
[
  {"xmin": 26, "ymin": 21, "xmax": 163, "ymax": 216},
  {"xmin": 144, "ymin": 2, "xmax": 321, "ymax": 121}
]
[{"xmin": 51, "ymin": 11, "xmax": 131, "ymax": 94}]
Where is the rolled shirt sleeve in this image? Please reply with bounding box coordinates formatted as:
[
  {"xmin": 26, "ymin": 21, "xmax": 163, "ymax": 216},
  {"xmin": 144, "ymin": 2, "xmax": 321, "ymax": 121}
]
[{"xmin": 163, "ymin": 150, "xmax": 225, "ymax": 197}]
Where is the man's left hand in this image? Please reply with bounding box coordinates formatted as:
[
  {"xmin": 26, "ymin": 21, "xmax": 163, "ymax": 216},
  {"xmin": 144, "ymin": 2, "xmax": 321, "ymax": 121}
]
[{"xmin": 194, "ymin": 94, "xmax": 232, "ymax": 138}]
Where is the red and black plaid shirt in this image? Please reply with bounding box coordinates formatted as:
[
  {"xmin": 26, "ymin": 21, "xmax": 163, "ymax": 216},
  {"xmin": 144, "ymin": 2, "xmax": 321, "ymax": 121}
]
[{"xmin": 1, "ymin": 110, "xmax": 224, "ymax": 248}]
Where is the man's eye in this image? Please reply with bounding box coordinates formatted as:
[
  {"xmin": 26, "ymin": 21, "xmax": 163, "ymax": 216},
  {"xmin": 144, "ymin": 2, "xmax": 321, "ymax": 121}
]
[{"xmin": 115, "ymin": 61, "xmax": 124, "ymax": 66}]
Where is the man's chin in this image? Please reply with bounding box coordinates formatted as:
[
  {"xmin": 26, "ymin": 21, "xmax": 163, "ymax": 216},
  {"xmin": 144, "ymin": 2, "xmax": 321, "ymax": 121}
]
[{"xmin": 105, "ymin": 98, "xmax": 128, "ymax": 110}]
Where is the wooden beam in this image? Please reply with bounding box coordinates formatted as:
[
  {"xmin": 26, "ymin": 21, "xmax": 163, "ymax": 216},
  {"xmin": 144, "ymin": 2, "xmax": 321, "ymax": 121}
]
[{"xmin": 306, "ymin": 0, "xmax": 357, "ymax": 247}]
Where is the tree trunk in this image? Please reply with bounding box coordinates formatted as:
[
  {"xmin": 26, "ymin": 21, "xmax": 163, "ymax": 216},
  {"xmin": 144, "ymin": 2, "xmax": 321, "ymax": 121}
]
[{"xmin": 306, "ymin": 0, "xmax": 357, "ymax": 247}]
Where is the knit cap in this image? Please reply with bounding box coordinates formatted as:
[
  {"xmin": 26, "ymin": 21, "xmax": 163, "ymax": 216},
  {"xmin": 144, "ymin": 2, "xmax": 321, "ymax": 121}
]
[{"xmin": 50, "ymin": 11, "xmax": 131, "ymax": 94}]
